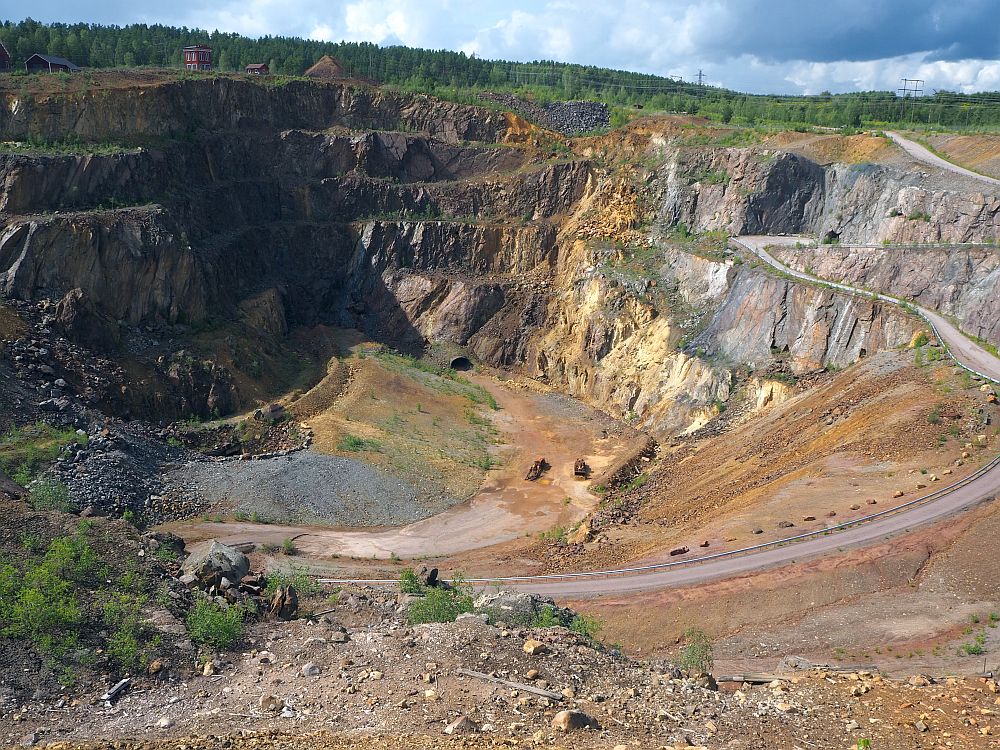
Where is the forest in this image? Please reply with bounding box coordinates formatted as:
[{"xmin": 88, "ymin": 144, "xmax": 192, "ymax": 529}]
[{"xmin": 4, "ymin": 18, "xmax": 1000, "ymax": 130}]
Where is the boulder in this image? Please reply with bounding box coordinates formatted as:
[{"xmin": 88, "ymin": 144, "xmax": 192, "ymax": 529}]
[
  {"xmin": 474, "ymin": 590, "xmax": 571, "ymax": 626},
  {"xmin": 181, "ymin": 541, "xmax": 249, "ymax": 589},
  {"xmin": 269, "ymin": 584, "xmax": 299, "ymax": 620},
  {"xmin": 523, "ymin": 639, "xmax": 549, "ymax": 655},
  {"xmin": 444, "ymin": 716, "xmax": 479, "ymax": 735},
  {"xmin": 551, "ymin": 709, "xmax": 597, "ymax": 732}
]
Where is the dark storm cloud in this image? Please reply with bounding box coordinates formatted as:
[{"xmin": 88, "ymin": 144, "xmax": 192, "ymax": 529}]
[{"xmin": 685, "ymin": 0, "xmax": 1000, "ymax": 64}]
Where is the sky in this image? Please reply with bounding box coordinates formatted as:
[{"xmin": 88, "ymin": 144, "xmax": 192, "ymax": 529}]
[{"xmin": 5, "ymin": 0, "xmax": 1000, "ymax": 95}]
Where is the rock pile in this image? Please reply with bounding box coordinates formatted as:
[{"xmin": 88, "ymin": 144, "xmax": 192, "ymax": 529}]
[
  {"xmin": 51, "ymin": 419, "xmax": 199, "ymax": 523},
  {"xmin": 479, "ymin": 92, "xmax": 610, "ymax": 135}
]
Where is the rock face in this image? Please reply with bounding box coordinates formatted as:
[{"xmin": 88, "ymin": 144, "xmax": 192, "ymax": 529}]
[
  {"xmin": 0, "ymin": 80, "xmax": 939, "ymax": 432},
  {"xmin": 772, "ymin": 244, "xmax": 1000, "ymax": 347},
  {"xmin": 0, "ymin": 78, "xmax": 509, "ymax": 144},
  {"xmin": 181, "ymin": 541, "xmax": 250, "ymax": 589}
]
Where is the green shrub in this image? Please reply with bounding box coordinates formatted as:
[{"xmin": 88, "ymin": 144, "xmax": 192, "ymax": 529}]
[
  {"xmin": 531, "ymin": 607, "xmax": 562, "ymax": 628},
  {"xmin": 265, "ymin": 566, "xmax": 320, "ymax": 597},
  {"xmin": 399, "ymin": 568, "xmax": 424, "ymax": 594},
  {"xmin": 678, "ymin": 627, "xmax": 714, "ymax": 674},
  {"xmin": 28, "ymin": 478, "xmax": 73, "ymax": 512},
  {"xmin": 407, "ymin": 575, "xmax": 474, "ymax": 625},
  {"xmin": 42, "ymin": 533, "xmax": 103, "ymax": 584},
  {"xmin": 569, "ymin": 614, "xmax": 603, "ymax": 640},
  {"xmin": 185, "ymin": 599, "xmax": 245, "ymax": 650},
  {"xmin": 281, "ymin": 537, "xmax": 299, "ymax": 556},
  {"xmin": 2, "ymin": 563, "xmax": 83, "ymax": 659},
  {"xmin": 912, "ymin": 331, "xmax": 930, "ymax": 348},
  {"xmin": 102, "ymin": 590, "xmax": 152, "ymax": 672}
]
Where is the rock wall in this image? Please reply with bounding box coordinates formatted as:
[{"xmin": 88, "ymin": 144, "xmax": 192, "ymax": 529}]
[
  {"xmin": 772, "ymin": 244, "xmax": 1000, "ymax": 347},
  {"xmin": 0, "ymin": 92, "xmax": 935, "ymax": 427},
  {"xmin": 650, "ymin": 141, "xmax": 1000, "ymax": 245},
  {"xmin": 0, "ymin": 78, "xmax": 508, "ymax": 144}
]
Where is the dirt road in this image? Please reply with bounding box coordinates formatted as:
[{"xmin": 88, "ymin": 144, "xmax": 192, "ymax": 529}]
[
  {"xmin": 509, "ymin": 453, "xmax": 1000, "ymax": 596},
  {"xmin": 887, "ymin": 130, "xmax": 1000, "ymax": 188}
]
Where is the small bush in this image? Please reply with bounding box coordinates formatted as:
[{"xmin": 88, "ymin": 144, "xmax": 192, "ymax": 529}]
[
  {"xmin": 29, "ymin": 478, "xmax": 73, "ymax": 512},
  {"xmin": 407, "ymin": 575, "xmax": 474, "ymax": 625},
  {"xmin": 399, "ymin": 568, "xmax": 423, "ymax": 594},
  {"xmin": 102, "ymin": 590, "xmax": 153, "ymax": 672},
  {"xmin": 678, "ymin": 627, "xmax": 714, "ymax": 674},
  {"xmin": 185, "ymin": 599, "xmax": 245, "ymax": 650},
  {"xmin": 912, "ymin": 331, "xmax": 930, "ymax": 348},
  {"xmin": 265, "ymin": 566, "xmax": 320, "ymax": 597},
  {"xmin": 281, "ymin": 537, "xmax": 299, "ymax": 556},
  {"xmin": 569, "ymin": 614, "xmax": 603, "ymax": 640},
  {"xmin": 531, "ymin": 607, "xmax": 562, "ymax": 628}
]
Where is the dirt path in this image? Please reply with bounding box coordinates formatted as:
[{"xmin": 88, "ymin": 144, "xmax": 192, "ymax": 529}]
[
  {"xmin": 887, "ymin": 131, "xmax": 1000, "ymax": 189},
  {"xmin": 166, "ymin": 373, "xmax": 630, "ymax": 559}
]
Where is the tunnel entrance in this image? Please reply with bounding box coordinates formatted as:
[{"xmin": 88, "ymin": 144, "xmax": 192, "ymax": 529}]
[{"xmin": 450, "ymin": 356, "xmax": 473, "ymax": 372}]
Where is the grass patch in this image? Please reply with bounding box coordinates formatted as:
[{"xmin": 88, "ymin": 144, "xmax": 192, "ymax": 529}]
[
  {"xmin": 1, "ymin": 422, "xmax": 86, "ymax": 483},
  {"xmin": 337, "ymin": 434, "xmax": 383, "ymax": 452},
  {"xmin": 28, "ymin": 478, "xmax": 73, "ymax": 512},
  {"xmin": 400, "ymin": 570, "xmax": 474, "ymax": 624},
  {"xmin": 264, "ymin": 566, "xmax": 321, "ymax": 597}
]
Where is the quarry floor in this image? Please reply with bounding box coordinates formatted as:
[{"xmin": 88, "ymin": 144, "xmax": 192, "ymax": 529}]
[{"xmin": 165, "ymin": 371, "xmax": 630, "ymax": 561}]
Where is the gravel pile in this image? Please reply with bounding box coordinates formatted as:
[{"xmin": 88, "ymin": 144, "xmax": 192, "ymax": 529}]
[
  {"xmin": 166, "ymin": 451, "xmax": 459, "ymax": 527},
  {"xmin": 479, "ymin": 92, "xmax": 610, "ymax": 135},
  {"xmin": 53, "ymin": 421, "xmax": 194, "ymax": 522},
  {"xmin": 543, "ymin": 100, "xmax": 610, "ymax": 134}
]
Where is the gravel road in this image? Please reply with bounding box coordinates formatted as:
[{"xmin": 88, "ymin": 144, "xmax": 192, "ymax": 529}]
[
  {"xmin": 887, "ymin": 131, "xmax": 1000, "ymax": 188},
  {"xmin": 167, "ymin": 451, "xmax": 456, "ymax": 527}
]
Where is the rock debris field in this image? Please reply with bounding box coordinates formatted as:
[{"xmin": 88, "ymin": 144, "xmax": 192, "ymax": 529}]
[
  {"xmin": 166, "ymin": 451, "xmax": 459, "ymax": 527},
  {"xmin": 6, "ymin": 585, "xmax": 1000, "ymax": 750}
]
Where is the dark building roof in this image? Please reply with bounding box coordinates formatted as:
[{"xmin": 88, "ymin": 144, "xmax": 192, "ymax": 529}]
[
  {"xmin": 245, "ymin": 63, "xmax": 268, "ymax": 70},
  {"xmin": 25, "ymin": 53, "xmax": 81, "ymax": 71},
  {"xmin": 183, "ymin": 45, "xmax": 212, "ymax": 51}
]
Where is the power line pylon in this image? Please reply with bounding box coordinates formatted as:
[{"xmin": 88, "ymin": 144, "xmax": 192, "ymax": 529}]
[{"xmin": 897, "ymin": 78, "xmax": 924, "ymax": 123}]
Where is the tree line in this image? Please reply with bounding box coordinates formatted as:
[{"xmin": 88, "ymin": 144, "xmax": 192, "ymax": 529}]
[{"xmin": 4, "ymin": 18, "xmax": 1000, "ymax": 129}]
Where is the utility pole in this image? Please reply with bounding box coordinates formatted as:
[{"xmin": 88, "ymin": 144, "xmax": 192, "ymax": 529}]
[
  {"xmin": 897, "ymin": 78, "xmax": 923, "ymax": 124},
  {"xmin": 697, "ymin": 69, "xmax": 705, "ymax": 86}
]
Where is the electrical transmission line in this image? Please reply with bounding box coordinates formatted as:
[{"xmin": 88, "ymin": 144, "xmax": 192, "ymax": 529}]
[{"xmin": 897, "ymin": 78, "xmax": 924, "ymax": 123}]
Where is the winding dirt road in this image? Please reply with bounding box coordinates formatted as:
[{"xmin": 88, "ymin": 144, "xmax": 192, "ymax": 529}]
[
  {"xmin": 887, "ymin": 131, "xmax": 1000, "ymax": 188},
  {"xmin": 431, "ymin": 237, "xmax": 1000, "ymax": 596}
]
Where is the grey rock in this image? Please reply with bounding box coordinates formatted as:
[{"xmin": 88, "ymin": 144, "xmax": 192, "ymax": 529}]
[{"xmin": 181, "ymin": 540, "xmax": 250, "ymax": 588}]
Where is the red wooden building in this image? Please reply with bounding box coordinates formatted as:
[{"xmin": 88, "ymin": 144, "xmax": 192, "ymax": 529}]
[
  {"xmin": 245, "ymin": 63, "xmax": 269, "ymax": 75},
  {"xmin": 0, "ymin": 42, "xmax": 10, "ymax": 72},
  {"xmin": 183, "ymin": 45, "xmax": 212, "ymax": 71},
  {"xmin": 24, "ymin": 54, "xmax": 80, "ymax": 73}
]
